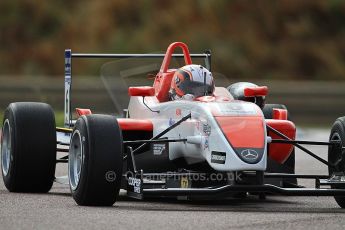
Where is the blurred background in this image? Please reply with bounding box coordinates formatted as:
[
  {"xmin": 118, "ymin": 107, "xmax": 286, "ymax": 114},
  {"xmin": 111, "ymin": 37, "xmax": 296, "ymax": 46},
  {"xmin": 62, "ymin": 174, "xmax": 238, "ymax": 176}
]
[{"xmin": 0, "ymin": 0, "xmax": 345, "ymax": 126}]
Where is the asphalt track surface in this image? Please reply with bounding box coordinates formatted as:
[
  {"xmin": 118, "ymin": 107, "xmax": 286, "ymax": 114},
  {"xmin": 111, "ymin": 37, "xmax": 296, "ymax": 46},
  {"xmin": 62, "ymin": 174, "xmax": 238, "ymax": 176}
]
[{"xmin": 1, "ymin": 128, "xmax": 345, "ymax": 230}]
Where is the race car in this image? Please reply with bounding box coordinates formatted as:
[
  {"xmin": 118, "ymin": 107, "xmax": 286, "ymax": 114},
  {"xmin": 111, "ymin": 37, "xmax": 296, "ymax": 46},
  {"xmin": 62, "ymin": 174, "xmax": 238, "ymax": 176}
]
[{"xmin": 2, "ymin": 42, "xmax": 345, "ymax": 208}]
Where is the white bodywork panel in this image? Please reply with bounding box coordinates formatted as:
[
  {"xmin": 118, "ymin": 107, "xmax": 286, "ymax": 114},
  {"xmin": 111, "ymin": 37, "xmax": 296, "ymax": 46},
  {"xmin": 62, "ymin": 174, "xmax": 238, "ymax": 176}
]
[{"xmin": 128, "ymin": 87, "xmax": 267, "ymax": 172}]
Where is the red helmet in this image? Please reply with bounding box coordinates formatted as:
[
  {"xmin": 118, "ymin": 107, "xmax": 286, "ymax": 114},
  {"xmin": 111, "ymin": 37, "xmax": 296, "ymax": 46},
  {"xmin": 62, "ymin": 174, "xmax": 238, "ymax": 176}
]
[{"xmin": 169, "ymin": 64, "xmax": 215, "ymax": 100}]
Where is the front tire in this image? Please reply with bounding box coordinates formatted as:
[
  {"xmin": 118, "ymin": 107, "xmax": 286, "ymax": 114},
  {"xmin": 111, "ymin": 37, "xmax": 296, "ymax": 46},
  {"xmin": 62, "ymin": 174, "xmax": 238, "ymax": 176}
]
[
  {"xmin": 69, "ymin": 115, "xmax": 123, "ymax": 206},
  {"xmin": 1, "ymin": 102, "xmax": 56, "ymax": 192},
  {"xmin": 328, "ymin": 117, "xmax": 345, "ymax": 208}
]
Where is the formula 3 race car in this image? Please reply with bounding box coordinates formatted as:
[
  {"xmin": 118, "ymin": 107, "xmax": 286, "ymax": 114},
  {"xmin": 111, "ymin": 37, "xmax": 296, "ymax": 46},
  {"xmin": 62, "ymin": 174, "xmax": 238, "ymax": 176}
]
[{"xmin": 2, "ymin": 42, "xmax": 345, "ymax": 207}]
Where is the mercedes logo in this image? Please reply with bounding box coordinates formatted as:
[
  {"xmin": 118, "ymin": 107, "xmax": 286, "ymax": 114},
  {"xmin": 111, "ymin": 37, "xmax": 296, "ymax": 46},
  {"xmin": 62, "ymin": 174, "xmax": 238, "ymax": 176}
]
[{"xmin": 240, "ymin": 149, "xmax": 259, "ymax": 160}]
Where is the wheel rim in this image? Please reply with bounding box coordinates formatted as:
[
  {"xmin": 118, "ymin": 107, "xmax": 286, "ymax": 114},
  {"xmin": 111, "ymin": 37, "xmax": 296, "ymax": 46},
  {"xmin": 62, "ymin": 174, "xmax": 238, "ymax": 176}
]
[
  {"xmin": 1, "ymin": 119, "xmax": 11, "ymax": 177},
  {"xmin": 69, "ymin": 130, "xmax": 84, "ymax": 191}
]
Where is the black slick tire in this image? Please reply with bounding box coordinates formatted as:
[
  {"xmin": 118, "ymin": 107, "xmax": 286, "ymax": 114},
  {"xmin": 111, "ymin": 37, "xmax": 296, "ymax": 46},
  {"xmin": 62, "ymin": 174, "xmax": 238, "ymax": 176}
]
[
  {"xmin": 1, "ymin": 102, "xmax": 56, "ymax": 192},
  {"xmin": 328, "ymin": 117, "xmax": 345, "ymax": 208},
  {"xmin": 69, "ymin": 114, "xmax": 123, "ymax": 206}
]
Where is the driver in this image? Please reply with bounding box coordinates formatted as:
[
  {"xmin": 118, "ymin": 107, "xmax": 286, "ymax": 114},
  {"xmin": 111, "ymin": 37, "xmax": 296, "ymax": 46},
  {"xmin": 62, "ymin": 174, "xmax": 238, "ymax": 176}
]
[{"xmin": 169, "ymin": 64, "xmax": 215, "ymax": 100}]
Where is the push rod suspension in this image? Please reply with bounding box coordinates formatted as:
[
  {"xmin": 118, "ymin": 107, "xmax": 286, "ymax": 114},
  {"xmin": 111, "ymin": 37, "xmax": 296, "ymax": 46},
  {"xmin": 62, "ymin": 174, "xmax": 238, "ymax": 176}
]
[
  {"xmin": 271, "ymin": 139, "xmax": 338, "ymax": 146},
  {"xmin": 267, "ymin": 125, "xmax": 336, "ymax": 170},
  {"xmin": 124, "ymin": 138, "xmax": 187, "ymax": 145},
  {"xmin": 123, "ymin": 113, "xmax": 192, "ymax": 160}
]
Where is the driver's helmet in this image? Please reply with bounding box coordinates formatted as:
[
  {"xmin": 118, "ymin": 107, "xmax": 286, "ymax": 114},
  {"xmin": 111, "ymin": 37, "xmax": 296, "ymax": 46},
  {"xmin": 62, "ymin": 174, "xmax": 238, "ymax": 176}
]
[{"xmin": 169, "ymin": 64, "xmax": 215, "ymax": 100}]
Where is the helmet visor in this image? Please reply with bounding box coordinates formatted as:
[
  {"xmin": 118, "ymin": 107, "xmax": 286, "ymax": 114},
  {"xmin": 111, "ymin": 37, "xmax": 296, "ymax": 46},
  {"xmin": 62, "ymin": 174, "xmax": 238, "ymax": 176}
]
[{"xmin": 178, "ymin": 80, "xmax": 214, "ymax": 98}]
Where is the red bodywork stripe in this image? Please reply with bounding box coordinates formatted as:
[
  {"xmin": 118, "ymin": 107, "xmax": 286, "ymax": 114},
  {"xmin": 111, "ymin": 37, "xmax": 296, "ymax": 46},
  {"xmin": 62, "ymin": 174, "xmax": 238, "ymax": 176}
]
[
  {"xmin": 215, "ymin": 116, "xmax": 265, "ymax": 148},
  {"xmin": 117, "ymin": 119, "xmax": 153, "ymax": 131}
]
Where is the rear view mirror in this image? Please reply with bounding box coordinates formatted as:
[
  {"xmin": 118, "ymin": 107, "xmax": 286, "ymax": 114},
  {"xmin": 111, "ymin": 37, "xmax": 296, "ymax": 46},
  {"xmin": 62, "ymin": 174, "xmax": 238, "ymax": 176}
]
[
  {"xmin": 244, "ymin": 86, "xmax": 268, "ymax": 97},
  {"xmin": 128, "ymin": 86, "xmax": 155, "ymax": 97}
]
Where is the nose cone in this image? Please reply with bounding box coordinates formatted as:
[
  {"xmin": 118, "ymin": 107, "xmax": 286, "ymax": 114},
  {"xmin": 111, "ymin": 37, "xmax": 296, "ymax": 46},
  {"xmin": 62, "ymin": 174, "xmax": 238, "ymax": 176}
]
[{"xmin": 215, "ymin": 116, "xmax": 266, "ymax": 164}]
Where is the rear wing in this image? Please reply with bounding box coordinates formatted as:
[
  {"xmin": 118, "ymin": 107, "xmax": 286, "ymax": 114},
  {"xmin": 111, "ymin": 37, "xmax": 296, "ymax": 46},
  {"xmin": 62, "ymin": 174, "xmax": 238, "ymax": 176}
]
[{"xmin": 64, "ymin": 50, "xmax": 212, "ymax": 127}]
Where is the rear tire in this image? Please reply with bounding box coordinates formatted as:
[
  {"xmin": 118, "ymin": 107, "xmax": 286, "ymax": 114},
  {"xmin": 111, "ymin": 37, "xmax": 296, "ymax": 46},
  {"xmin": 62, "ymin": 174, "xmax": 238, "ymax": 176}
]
[
  {"xmin": 263, "ymin": 104, "xmax": 296, "ymax": 186},
  {"xmin": 328, "ymin": 117, "xmax": 345, "ymax": 208},
  {"xmin": 1, "ymin": 102, "xmax": 56, "ymax": 192},
  {"xmin": 69, "ymin": 115, "xmax": 123, "ymax": 206}
]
